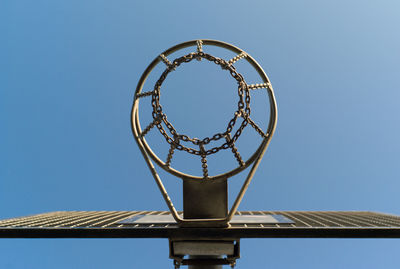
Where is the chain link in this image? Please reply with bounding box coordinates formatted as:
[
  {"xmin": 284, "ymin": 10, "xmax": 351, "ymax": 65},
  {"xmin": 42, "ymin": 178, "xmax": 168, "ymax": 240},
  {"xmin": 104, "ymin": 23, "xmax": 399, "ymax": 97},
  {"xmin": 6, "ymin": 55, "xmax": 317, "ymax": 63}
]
[
  {"xmin": 136, "ymin": 90, "xmax": 154, "ymax": 98},
  {"xmin": 248, "ymin": 82, "xmax": 271, "ymax": 90},
  {"xmin": 166, "ymin": 144, "xmax": 175, "ymax": 167},
  {"xmin": 165, "ymin": 134, "xmax": 180, "ymax": 166},
  {"xmin": 159, "ymin": 54, "xmax": 174, "ymax": 70},
  {"xmin": 150, "ymin": 51, "xmax": 252, "ymax": 156},
  {"xmin": 199, "ymin": 144, "xmax": 209, "ymax": 178},
  {"xmin": 141, "ymin": 113, "xmax": 162, "ymax": 137},
  {"xmin": 242, "ymin": 112, "xmax": 269, "ymax": 138},
  {"xmin": 196, "ymin": 40, "xmax": 203, "ymax": 53},
  {"xmin": 196, "ymin": 40, "xmax": 203, "ymax": 61},
  {"xmin": 228, "ymin": 52, "xmax": 247, "ymax": 65},
  {"xmin": 226, "ymin": 134, "xmax": 245, "ymax": 167}
]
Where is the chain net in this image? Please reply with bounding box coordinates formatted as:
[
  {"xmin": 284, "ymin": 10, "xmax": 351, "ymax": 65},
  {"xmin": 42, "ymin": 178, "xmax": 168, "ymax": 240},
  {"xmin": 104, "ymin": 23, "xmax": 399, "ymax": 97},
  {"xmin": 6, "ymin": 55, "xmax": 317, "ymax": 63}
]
[{"xmin": 149, "ymin": 51, "xmax": 254, "ymax": 157}]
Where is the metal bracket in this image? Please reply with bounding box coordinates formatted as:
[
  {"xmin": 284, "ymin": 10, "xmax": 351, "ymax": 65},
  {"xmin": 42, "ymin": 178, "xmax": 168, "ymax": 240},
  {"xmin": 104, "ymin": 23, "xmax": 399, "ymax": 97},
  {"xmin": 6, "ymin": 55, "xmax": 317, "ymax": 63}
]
[{"xmin": 170, "ymin": 239, "xmax": 240, "ymax": 269}]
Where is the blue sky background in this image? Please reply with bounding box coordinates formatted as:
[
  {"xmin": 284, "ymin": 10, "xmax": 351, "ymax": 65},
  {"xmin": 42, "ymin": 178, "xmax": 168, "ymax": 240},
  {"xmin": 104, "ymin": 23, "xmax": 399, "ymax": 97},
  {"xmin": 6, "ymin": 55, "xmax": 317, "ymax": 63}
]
[{"xmin": 1, "ymin": 1, "xmax": 400, "ymax": 268}]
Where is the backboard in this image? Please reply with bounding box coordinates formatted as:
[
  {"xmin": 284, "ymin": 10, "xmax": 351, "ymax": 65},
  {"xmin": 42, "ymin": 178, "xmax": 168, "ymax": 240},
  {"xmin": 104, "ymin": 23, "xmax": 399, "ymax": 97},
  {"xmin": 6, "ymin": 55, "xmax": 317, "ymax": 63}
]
[{"xmin": 1, "ymin": 211, "xmax": 400, "ymax": 239}]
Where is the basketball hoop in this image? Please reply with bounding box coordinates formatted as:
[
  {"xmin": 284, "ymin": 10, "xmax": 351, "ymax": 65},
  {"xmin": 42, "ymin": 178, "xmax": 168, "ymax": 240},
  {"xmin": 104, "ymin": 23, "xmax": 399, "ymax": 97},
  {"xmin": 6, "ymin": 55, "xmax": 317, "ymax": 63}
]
[{"xmin": 131, "ymin": 39, "xmax": 277, "ymax": 228}]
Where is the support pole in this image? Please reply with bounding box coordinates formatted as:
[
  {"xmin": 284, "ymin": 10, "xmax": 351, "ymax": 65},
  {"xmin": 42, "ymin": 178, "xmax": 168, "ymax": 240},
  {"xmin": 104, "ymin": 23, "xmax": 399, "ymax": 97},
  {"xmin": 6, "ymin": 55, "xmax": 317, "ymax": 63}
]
[
  {"xmin": 188, "ymin": 256, "xmax": 222, "ymax": 269},
  {"xmin": 170, "ymin": 179, "xmax": 232, "ymax": 268}
]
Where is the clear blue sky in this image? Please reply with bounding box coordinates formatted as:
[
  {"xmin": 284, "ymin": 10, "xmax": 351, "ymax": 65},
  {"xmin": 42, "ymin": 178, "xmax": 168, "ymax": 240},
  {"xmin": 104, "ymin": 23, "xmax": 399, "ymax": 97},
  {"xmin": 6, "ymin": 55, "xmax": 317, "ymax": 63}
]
[{"xmin": 1, "ymin": 1, "xmax": 400, "ymax": 268}]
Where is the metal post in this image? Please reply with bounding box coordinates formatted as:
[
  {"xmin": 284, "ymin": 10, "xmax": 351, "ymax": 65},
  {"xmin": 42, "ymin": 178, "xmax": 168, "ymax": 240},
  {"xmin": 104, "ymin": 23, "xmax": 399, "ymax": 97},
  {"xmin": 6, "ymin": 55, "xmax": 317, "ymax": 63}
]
[
  {"xmin": 179, "ymin": 179, "xmax": 230, "ymax": 268},
  {"xmin": 188, "ymin": 256, "xmax": 222, "ymax": 269}
]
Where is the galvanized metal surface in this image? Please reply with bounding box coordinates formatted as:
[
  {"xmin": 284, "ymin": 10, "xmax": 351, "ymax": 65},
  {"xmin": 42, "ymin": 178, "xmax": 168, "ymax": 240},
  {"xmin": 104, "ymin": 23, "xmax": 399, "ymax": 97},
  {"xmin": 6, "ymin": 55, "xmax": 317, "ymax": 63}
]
[
  {"xmin": 1, "ymin": 211, "xmax": 400, "ymax": 238},
  {"xmin": 118, "ymin": 214, "xmax": 294, "ymax": 225}
]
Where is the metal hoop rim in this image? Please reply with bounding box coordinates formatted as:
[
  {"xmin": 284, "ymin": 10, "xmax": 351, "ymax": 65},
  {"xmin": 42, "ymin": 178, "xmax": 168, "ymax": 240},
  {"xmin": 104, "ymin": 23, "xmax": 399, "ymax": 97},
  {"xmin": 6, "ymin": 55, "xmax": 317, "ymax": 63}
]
[{"xmin": 131, "ymin": 39, "xmax": 277, "ymax": 181}]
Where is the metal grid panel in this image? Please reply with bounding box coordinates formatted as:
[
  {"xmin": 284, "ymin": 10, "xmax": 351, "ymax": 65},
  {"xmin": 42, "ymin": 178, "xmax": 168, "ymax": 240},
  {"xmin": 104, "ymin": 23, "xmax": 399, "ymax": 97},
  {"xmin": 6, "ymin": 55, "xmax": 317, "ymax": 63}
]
[{"xmin": 1, "ymin": 211, "xmax": 400, "ymax": 238}]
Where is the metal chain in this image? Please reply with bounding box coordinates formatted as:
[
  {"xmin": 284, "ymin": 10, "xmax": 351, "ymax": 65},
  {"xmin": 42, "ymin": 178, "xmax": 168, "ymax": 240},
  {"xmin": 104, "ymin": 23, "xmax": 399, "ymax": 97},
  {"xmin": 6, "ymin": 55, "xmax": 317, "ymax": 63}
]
[
  {"xmin": 196, "ymin": 40, "xmax": 203, "ymax": 61},
  {"xmin": 242, "ymin": 112, "xmax": 269, "ymax": 138},
  {"xmin": 166, "ymin": 144, "xmax": 175, "ymax": 167},
  {"xmin": 150, "ymin": 51, "xmax": 253, "ymax": 156},
  {"xmin": 226, "ymin": 134, "xmax": 245, "ymax": 166},
  {"xmin": 228, "ymin": 52, "xmax": 247, "ymax": 65},
  {"xmin": 196, "ymin": 40, "xmax": 203, "ymax": 53},
  {"xmin": 136, "ymin": 90, "xmax": 154, "ymax": 98},
  {"xmin": 199, "ymin": 144, "xmax": 209, "ymax": 178},
  {"xmin": 248, "ymin": 82, "xmax": 271, "ymax": 90},
  {"xmin": 141, "ymin": 113, "xmax": 162, "ymax": 137},
  {"xmin": 159, "ymin": 54, "xmax": 173, "ymax": 69},
  {"xmin": 165, "ymin": 134, "xmax": 180, "ymax": 167}
]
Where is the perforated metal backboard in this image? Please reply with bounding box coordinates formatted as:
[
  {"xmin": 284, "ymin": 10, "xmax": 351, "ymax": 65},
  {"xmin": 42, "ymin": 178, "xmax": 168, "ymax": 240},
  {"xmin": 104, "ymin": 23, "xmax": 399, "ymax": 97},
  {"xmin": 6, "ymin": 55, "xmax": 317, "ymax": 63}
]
[{"xmin": 1, "ymin": 211, "xmax": 399, "ymax": 238}]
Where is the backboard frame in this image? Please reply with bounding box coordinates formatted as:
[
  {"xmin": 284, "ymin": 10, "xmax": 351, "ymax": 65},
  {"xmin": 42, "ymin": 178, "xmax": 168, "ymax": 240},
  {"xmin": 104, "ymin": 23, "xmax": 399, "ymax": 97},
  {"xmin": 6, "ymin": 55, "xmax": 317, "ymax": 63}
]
[{"xmin": 1, "ymin": 211, "xmax": 399, "ymax": 239}]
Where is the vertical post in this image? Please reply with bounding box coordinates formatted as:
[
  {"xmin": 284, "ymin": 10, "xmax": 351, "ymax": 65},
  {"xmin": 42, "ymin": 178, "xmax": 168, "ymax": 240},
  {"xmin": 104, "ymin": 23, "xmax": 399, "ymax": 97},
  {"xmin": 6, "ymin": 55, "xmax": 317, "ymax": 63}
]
[
  {"xmin": 182, "ymin": 179, "xmax": 227, "ymax": 269},
  {"xmin": 188, "ymin": 256, "xmax": 222, "ymax": 269}
]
